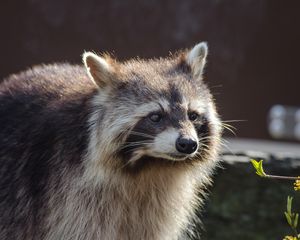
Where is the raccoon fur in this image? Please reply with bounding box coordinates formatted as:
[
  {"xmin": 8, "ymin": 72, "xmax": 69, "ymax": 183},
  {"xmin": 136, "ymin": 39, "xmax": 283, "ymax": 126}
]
[{"xmin": 0, "ymin": 42, "xmax": 222, "ymax": 240}]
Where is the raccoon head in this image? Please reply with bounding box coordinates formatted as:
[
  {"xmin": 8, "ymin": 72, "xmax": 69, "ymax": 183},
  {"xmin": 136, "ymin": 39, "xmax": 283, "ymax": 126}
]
[{"xmin": 83, "ymin": 42, "xmax": 221, "ymax": 171}]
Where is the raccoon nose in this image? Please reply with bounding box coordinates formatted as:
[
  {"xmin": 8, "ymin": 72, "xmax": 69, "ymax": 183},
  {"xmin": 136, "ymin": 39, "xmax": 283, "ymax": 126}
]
[{"xmin": 175, "ymin": 137, "xmax": 198, "ymax": 154}]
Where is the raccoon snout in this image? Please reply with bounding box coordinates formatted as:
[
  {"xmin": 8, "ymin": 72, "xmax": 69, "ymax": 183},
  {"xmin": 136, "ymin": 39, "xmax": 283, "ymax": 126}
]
[{"xmin": 175, "ymin": 137, "xmax": 198, "ymax": 154}]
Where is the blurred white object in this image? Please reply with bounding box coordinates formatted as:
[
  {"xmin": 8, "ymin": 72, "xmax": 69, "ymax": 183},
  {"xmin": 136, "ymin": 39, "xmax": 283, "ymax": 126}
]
[
  {"xmin": 295, "ymin": 109, "xmax": 300, "ymax": 122},
  {"xmin": 269, "ymin": 105, "xmax": 286, "ymax": 119},
  {"xmin": 268, "ymin": 105, "xmax": 300, "ymax": 141},
  {"xmin": 294, "ymin": 123, "xmax": 300, "ymax": 141},
  {"xmin": 269, "ymin": 119, "xmax": 285, "ymax": 138}
]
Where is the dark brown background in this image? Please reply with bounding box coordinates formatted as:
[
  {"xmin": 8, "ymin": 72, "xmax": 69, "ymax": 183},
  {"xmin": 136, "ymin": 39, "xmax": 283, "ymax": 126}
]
[{"xmin": 1, "ymin": 0, "xmax": 299, "ymax": 140}]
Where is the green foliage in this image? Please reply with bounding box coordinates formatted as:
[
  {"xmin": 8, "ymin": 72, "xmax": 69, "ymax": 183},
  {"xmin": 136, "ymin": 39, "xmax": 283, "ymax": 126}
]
[
  {"xmin": 200, "ymin": 163, "xmax": 293, "ymax": 240},
  {"xmin": 284, "ymin": 196, "xmax": 300, "ymax": 239},
  {"xmin": 250, "ymin": 159, "xmax": 267, "ymax": 177},
  {"xmin": 250, "ymin": 159, "xmax": 300, "ymax": 240}
]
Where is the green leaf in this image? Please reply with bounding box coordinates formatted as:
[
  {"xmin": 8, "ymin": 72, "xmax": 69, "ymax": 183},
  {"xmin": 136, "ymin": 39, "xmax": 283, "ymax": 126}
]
[
  {"xmin": 287, "ymin": 196, "xmax": 293, "ymax": 215},
  {"xmin": 293, "ymin": 213, "xmax": 299, "ymax": 228},
  {"xmin": 251, "ymin": 159, "xmax": 260, "ymax": 168},
  {"xmin": 285, "ymin": 212, "xmax": 293, "ymax": 226},
  {"xmin": 250, "ymin": 159, "xmax": 267, "ymax": 177}
]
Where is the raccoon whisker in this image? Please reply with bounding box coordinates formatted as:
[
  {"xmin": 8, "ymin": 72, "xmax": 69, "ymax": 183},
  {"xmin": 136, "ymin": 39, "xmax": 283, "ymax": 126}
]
[
  {"xmin": 198, "ymin": 137, "xmax": 211, "ymax": 145},
  {"xmin": 119, "ymin": 150, "xmax": 148, "ymax": 169},
  {"xmin": 220, "ymin": 138, "xmax": 230, "ymax": 147},
  {"xmin": 129, "ymin": 131, "xmax": 155, "ymax": 139},
  {"xmin": 220, "ymin": 120, "xmax": 244, "ymax": 136},
  {"xmin": 222, "ymin": 127, "xmax": 235, "ymax": 135},
  {"xmin": 199, "ymin": 143, "xmax": 210, "ymax": 148},
  {"xmin": 221, "ymin": 122, "xmax": 236, "ymax": 130},
  {"xmin": 219, "ymin": 139, "xmax": 235, "ymax": 155},
  {"xmin": 122, "ymin": 140, "xmax": 154, "ymax": 144},
  {"xmin": 198, "ymin": 136, "xmax": 214, "ymax": 143},
  {"xmin": 193, "ymin": 152, "xmax": 205, "ymax": 161},
  {"xmin": 198, "ymin": 135, "xmax": 213, "ymax": 140},
  {"xmin": 120, "ymin": 142, "xmax": 154, "ymax": 150},
  {"xmin": 194, "ymin": 152, "xmax": 203, "ymax": 157},
  {"xmin": 220, "ymin": 139, "xmax": 230, "ymax": 148},
  {"xmin": 122, "ymin": 141, "xmax": 153, "ymax": 145},
  {"xmin": 119, "ymin": 159, "xmax": 135, "ymax": 170},
  {"xmin": 120, "ymin": 145, "xmax": 145, "ymax": 151},
  {"xmin": 122, "ymin": 144, "xmax": 154, "ymax": 153},
  {"xmin": 199, "ymin": 144, "xmax": 212, "ymax": 153},
  {"xmin": 199, "ymin": 145, "xmax": 210, "ymax": 152},
  {"xmin": 196, "ymin": 150, "xmax": 210, "ymax": 159},
  {"xmin": 221, "ymin": 123, "xmax": 236, "ymax": 136},
  {"xmin": 209, "ymin": 84, "xmax": 223, "ymax": 89},
  {"xmin": 222, "ymin": 126, "xmax": 236, "ymax": 136},
  {"xmin": 114, "ymin": 125, "xmax": 134, "ymax": 140},
  {"xmin": 198, "ymin": 142, "xmax": 212, "ymax": 150},
  {"xmin": 221, "ymin": 138, "xmax": 229, "ymax": 144},
  {"xmin": 221, "ymin": 119, "xmax": 246, "ymax": 123},
  {"xmin": 120, "ymin": 143, "xmax": 153, "ymax": 149},
  {"xmin": 118, "ymin": 130, "xmax": 155, "ymax": 140}
]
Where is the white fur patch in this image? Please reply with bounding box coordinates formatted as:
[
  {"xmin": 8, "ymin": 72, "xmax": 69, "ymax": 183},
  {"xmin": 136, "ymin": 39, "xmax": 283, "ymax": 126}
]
[
  {"xmin": 189, "ymin": 100, "xmax": 206, "ymax": 113},
  {"xmin": 207, "ymin": 102, "xmax": 222, "ymax": 135},
  {"xmin": 85, "ymin": 99, "xmax": 168, "ymax": 179},
  {"xmin": 186, "ymin": 42, "xmax": 208, "ymax": 77},
  {"xmin": 158, "ymin": 98, "xmax": 170, "ymax": 112},
  {"xmin": 82, "ymin": 52, "xmax": 111, "ymax": 87},
  {"xmin": 153, "ymin": 128, "xmax": 179, "ymax": 154},
  {"xmin": 133, "ymin": 102, "xmax": 163, "ymax": 117},
  {"xmin": 83, "ymin": 52, "xmax": 110, "ymax": 71}
]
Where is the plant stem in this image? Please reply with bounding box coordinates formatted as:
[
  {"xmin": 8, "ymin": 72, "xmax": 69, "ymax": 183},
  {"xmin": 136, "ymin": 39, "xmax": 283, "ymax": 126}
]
[{"xmin": 265, "ymin": 175, "xmax": 300, "ymax": 180}]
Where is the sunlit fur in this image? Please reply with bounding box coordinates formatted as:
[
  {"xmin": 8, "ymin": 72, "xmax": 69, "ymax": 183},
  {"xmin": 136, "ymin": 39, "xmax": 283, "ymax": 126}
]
[{"xmin": 0, "ymin": 42, "xmax": 222, "ymax": 240}]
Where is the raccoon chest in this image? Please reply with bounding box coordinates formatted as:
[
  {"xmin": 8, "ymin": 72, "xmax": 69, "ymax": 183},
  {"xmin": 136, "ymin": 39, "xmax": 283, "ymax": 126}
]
[
  {"xmin": 100, "ymin": 193, "xmax": 193, "ymax": 240},
  {"xmin": 45, "ymin": 179, "xmax": 195, "ymax": 240}
]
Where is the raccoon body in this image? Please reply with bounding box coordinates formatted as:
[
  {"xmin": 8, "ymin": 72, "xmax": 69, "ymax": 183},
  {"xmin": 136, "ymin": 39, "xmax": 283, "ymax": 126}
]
[{"xmin": 0, "ymin": 42, "xmax": 222, "ymax": 240}]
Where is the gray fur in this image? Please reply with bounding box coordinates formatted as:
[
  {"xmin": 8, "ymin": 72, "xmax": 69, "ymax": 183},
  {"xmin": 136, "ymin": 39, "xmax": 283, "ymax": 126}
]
[{"xmin": 0, "ymin": 43, "xmax": 222, "ymax": 240}]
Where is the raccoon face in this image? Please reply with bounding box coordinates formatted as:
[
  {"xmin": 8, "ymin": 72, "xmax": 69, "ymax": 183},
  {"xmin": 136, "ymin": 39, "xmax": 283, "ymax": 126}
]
[
  {"xmin": 121, "ymin": 101, "xmax": 209, "ymax": 163},
  {"xmin": 83, "ymin": 42, "xmax": 221, "ymax": 168}
]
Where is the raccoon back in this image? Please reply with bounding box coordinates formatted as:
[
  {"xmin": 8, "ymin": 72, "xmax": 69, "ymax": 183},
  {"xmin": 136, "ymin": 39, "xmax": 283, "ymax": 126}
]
[{"xmin": 0, "ymin": 64, "xmax": 96, "ymax": 239}]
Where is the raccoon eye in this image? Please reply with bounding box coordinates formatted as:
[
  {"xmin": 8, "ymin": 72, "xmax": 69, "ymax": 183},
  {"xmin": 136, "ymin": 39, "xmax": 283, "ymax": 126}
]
[
  {"xmin": 188, "ymin": 112, "xmax": 200, "ymax": 121},
  {"xmin": 148, "ymin": 113, "xmax": 162, "ymax": 123}
]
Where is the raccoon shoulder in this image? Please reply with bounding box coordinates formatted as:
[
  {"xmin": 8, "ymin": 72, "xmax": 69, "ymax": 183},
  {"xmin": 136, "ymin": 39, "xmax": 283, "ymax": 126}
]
[
  {"xmin": 0, "ymin": 63, "xmax": 96, "ymax": 98},
  {"xmin": 0, "ymin": 63, "xmax": 98, "ymax": 124},
  {"xmin": 0, "ymin": 64, "xmax": 95, "ymax": 162}
]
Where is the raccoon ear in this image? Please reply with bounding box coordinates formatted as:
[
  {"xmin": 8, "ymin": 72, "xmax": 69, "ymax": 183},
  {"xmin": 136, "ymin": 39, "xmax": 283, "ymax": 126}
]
[
  {"xmin": 186, "ymin": 42, "xmax": 208, "ymax": 77},
  {"xmin": 83, "ymin": 52, "xmax": 116, "ymax": 88}
]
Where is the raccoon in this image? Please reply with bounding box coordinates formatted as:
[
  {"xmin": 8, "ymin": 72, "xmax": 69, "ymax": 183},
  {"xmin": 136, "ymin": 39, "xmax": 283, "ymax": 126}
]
[{"xmin": 0, "ymin": 42, "xmax": 222, "ymax": 240}]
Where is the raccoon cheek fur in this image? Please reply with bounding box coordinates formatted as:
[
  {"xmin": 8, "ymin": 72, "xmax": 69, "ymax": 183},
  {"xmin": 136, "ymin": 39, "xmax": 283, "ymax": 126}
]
[{"xmin": 0, "ymin": 41, "xmax": 222, "ymax": 240}]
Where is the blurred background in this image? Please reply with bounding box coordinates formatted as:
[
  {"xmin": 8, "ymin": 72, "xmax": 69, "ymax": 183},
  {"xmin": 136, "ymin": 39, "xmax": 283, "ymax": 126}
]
[
  {"xmin": 1, "ymin": 1, "xmax": 300, "ymax": 239},
  {"xmin": 1, "ymin": 0, "xmax": 300, "ymax": 141}
]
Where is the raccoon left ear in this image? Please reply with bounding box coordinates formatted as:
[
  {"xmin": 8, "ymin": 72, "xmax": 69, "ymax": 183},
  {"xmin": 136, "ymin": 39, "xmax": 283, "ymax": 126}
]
[
  {"xmin": 82, "ymin": 52, "xmax": 116, "ymax": 88},
  {"xmin": 186, "ymin": 42, "xmax": 208, "ymax": 77}
]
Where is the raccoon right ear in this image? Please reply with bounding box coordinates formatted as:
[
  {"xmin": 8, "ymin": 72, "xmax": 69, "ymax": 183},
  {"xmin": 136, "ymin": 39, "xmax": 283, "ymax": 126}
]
[
  {"xmin": 83, "ymin": 52, "xmax": 116, "ymax": 88},
  {"xmin": 182, "ymin": 42, "xmax": 208, "ymax": 78}
]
